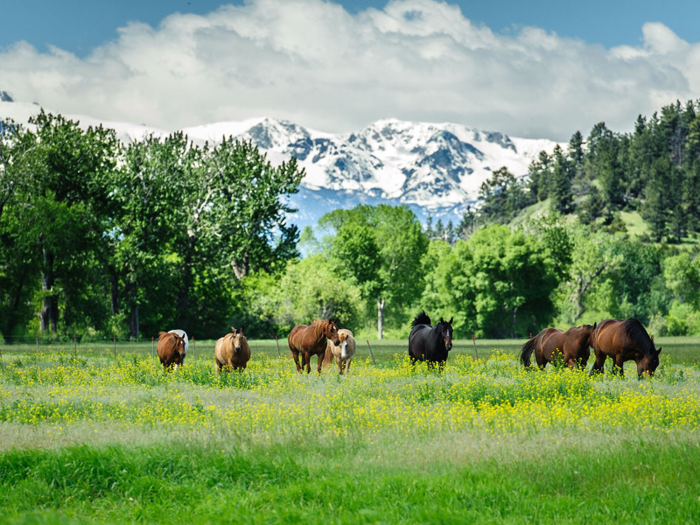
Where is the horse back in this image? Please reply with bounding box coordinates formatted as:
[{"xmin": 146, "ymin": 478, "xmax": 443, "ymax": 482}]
[
  {"xmin": 288, "ymin": 324, "xmax": 325, "ymax": 355},
  {"xmin": 594, "ymin": 319, "xmax": 625, "ymax": 354},
  {"xmin": 408, "ymin": 324, "xmax": 430, "ymax": 360},
  {"xmin": 157, "ymin": 332, "xmax": 176, "ymax": 360}
]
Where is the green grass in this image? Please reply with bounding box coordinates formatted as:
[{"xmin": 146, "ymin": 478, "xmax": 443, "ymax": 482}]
[
  {"xmin": 1, "ymin": 439, "xmax": 699, "ymax": 523},
  {"xmin": 1, "ymin": 340, "xmax": 700, "ymax": 523}
]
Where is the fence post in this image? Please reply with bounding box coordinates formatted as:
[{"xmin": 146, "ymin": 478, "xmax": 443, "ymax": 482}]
[
  {"xmin": 151, "ymin": 336, "xmax": 154, "ymax": 361},
  {"xmin": 366, "ymin": 340, "xmax": 377, "ymax": 366},
  {"xmin": 113, "ymin": 335, "xmax": 116, "ymax": 360},
  {"xmin": 275, "ymin": 335, "xmax": 281, "ymax": 358},
  {"xmin": 472, "ymin": 334, "xmax": 479, "ymax": 360}
]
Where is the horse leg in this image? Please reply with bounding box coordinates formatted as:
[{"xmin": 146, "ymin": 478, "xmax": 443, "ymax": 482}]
[
  {"xmin": 614, "ymin": 355, "xmax": 625, "ymax": 377},
  {"xmin": 438, "ymin": 361, "xmax": 445, "ymax": 373},
  {"xmin": 304, "ymin": 351, "xmax": 311, "ymax": 374},
  {"xmin": 346, "ymin": 359, "xmax": 351, "ymax": 374},
  {"xmin": 337, "ymin": 357, "xmax": 343, "ymax": 375},
  {"xmin": 291, "ymin": 350, "xmax": 303, "ymax": 374},
  {"xmin": 317, "ymin": 353, "xmax": 324, "ymax": 375},
  {"xmin": 590, "ymin": 350, "xmax": 606, "ymax": 376}
]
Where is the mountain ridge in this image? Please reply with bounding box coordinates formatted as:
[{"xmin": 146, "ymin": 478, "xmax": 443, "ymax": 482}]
[{"xmin": 0, "ymin": 99, "xmax": 561, "ymax": 226}]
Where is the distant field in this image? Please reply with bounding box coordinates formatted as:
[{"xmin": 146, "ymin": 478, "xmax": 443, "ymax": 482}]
[{"xmin": 2, "ymin": 335, "xmax": 698, "ymax": 364}]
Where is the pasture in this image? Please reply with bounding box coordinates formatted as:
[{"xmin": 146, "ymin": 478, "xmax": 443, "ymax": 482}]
[{"xmin": 0, "ymin": 339, "xmax": 699, "ymax": 523}]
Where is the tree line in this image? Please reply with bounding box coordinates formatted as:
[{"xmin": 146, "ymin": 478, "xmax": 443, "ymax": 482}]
[
  {"xmin": 3, "ymin": 103, "xmax": 700, "ymax": 342},
  {"xmin": 0, "ymin": 111, "xmax": 303, "ymax": 341}
]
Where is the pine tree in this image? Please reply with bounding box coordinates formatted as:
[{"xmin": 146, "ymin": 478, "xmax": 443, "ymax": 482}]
[{"xmin": 550, "ymin": 145, "xmax": 573, "ymax": 214}]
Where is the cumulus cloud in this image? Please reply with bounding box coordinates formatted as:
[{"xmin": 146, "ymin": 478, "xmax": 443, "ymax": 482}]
[{"xmin": 1, "ymin": 0, "xmax": 698, "ymax": 140}]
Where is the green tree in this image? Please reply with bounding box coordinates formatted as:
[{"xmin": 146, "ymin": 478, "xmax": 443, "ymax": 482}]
[{"xmin": 550, "ymin": 145, "xmax": 573, "ymax": 214}]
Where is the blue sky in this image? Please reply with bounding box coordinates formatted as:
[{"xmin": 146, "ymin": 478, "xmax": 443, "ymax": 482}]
[
  {"xmin": 2, "ymin": 0, "xmax": 697, "ymax": 56},
  {"xmin": 1, "ymin": 0, "xmax": 699, "ymax": 140}
]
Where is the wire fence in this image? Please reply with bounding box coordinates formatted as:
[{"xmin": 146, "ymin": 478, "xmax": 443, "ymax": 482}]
[{"xmin": 0, "ymin": 334, "xmax": 525, "ymax": 363}]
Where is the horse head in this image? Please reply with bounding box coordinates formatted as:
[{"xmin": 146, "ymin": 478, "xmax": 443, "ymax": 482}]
[
  {"xmin": 230, "ymin": 327, "xmax": 245, "ymax": 354},
  {"xmin": 439, "ymin": 316, "xmax": 453, "ymax": 352},
  {"xmin": 637, "ymin": 346, "xmax": 661, "ymax": 378},
  {"xmin": 325, "ymin": 319, "xmax": 340, "ymax": 346},
  {"xmin": 173, "ymin": 334, "xmax": 186, "ymax": 359}
]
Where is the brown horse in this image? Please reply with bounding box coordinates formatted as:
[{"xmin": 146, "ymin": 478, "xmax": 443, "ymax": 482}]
[
  {"xmin": 520, "ymin": 324, "xmax": 596, "ymax": 369},
  {"xmin": 288, "ymin": 319, "xmax": 340, "ymax": 374},
  {"xmin": 590, "ymin": 318, "xmax": 661, "ymax": 378},
  {"xmin": 157, "ymin": 331, "xmax": 187, "ymax": 369},
  {"xmin": 215, "ymin": 327, "xmax": 251, "ymax": 372}
]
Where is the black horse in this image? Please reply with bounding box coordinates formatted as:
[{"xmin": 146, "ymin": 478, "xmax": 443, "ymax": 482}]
[{"xmin": 408, "ymin": 311, "xmax": 454, "ymax": 370}]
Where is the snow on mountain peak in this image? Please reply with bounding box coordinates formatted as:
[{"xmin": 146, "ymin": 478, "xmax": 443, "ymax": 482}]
[{"xmin": 1, "ymin": 99, "xmax": 561, "ymax": 225}]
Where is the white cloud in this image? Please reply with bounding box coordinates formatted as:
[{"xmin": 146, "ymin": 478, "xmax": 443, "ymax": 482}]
[{"xmin": 1, "ymin": 0, "xmax": 698, "ymax": 140}]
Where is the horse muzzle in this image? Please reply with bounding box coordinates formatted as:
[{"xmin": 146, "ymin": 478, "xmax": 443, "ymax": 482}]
[
  {"xmin": 445, "ymin": 341, "xmax": 452, "ymax": 351},
  {"xmin": 333, "ymin": 339, "xmax": 340, "ymax": 346},
  {"xmin": 235, "ymin": 347, "xmax": 241, "ymax": 354}
]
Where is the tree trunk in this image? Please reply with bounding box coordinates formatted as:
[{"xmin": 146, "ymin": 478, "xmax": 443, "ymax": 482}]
[
  {"xmin": 40, "ymin": 247, "xmax": 58, "ymax": 333},
  {"xmin": 178, "ymin": 233, "xmax": 196, "ymax": 328},
  {"xmin": 109, "ymin": 266, "xmax": 119, "ymax": 316},
  {"xmin": 129, "ymin": 304, "xmax": 139, "ymax": 341},
  {"xmin": 377, "ymin": 297, "xmax": 385, "ymax": 340}
]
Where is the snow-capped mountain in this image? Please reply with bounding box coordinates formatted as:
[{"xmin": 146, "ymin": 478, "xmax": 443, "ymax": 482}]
[{"xmin": 1, "ymin": 97, "xmax": 561, "ymax": 226}]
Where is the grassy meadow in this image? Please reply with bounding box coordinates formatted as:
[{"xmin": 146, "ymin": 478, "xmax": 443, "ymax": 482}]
[{"xmin": 0, "ymin": 338, "xmax": 699, "ymax": 523}]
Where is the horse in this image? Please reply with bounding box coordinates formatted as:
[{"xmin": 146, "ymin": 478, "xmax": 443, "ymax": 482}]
[
  {"xmin": 408, "ymin": 311, "xmax": 453, "ymax": 371},
  {"xmin": 168, "ymin": 329, "xmax": 189, "ymax": 354},
  {"xmin": 590, "ymin": 318, "xmax": 661, "ymax": 378},
  {"xmin": 288, "ymin": 319, "xmax": 340, "ymax": 374},
  {"xmin": 157, "ymin": 331, "xmax": 187, "ymax": 369},
  {"xmin": 215, "ymin": 327, "xmax": 251, "ymax": 372},
  {"xmin": 520, "ymin": 324, "xmax": 596, "ymax": 369},
  {"xmin": 323, "ymin": 329, "xmax": 356, "ymax": 375}
]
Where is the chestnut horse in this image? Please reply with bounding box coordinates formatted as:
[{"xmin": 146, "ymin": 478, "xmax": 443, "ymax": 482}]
[
  {"xmin": 520, "ymin": 324, "xmax": 596, "ymax": 369},
  {"xmin": 590, "ymin": 318, "xmax": 661, "ymax": 378},
  {"xmin": 215, "ymin": 327, "xmax": 251, "ymax": 372},
  {"xmin": 323, "ymin": 329, "xmax": 356, "ymax": 375},
  {"xmin": 157, "ymin": 331, "xmax": 187, "ymax": 369},
  {"xmin": 288, "ymin": 319, "xmax": 340, "ymax": 374},
  {"xmin": 408, "ymin": 311, "xmax": 453, "ymax": 371}
]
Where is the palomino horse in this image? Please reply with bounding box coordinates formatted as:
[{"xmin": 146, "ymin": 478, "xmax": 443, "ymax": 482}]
[
  {"xmin": 323, "ymin": 329, "xmax": 356, "ymax": 375},
  {"xmin": 215, "ymin": 327, "xmax": 251, "ymax": 372},
  {"xmin": 520, "ymin": 324, "xmax": 596, "ymax": 369},
  {"xmin": 590, "ymin": 318, "xmax": 661, "ymax": 378},
  {"xmin": 157, "ymin": 331, "xmax": 187, "ymax": 369},
  {"xmin": 408, "ymin": 311, "xmax": 453, "ymax": 371},
  {"xmin": 288, "ymin": 319, "xmax": 340, "ymax": 374}
]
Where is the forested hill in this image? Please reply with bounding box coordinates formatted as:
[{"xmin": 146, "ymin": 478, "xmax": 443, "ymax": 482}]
[
  {"xmin": 468, "ymin": 100, "xmax": 700, "ymax": 245},
  {"xmin": 3, "ymin": 101, "xmax": 700, "ymax": 343}
]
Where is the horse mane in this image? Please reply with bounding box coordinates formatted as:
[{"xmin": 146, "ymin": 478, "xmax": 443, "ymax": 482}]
[
  {"xmin": 622, "ymin": 318, "xmax": 655, "ymax": 355},
  {"xmin": 412, "ymin": 311, "xmax": 432, "ymax": 328},
  {"xmin": 311, "ymin": 319, "xmax": 330, "ymax": 337}
]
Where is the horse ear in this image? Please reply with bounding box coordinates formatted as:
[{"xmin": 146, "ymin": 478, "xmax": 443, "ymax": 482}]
[
  {"xmin": 593, "ymin": 322, "xmax": 597, "ymax": 329},
  {"xmin": 158, "ymin": 331, "xmax": 167, "ymax": 340},
  {"xmin": 239, "ymin": 326, "xmax": 244, "ymax": 335},
  {"xmin": 440, "ymin": 317, "xmax": 444, "ymax": 324},
  {"xmin": 657, "ymin": 347, "xmax": 662, "ymax": 355},
  {"xmin": 448, "ymin": 316, "xmax": 453, "ymax": 324}
]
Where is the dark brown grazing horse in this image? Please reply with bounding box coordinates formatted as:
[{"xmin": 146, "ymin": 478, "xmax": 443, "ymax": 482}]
[
  {"xmin": 157, "ymin": 331, "xmax": 187, "ymax": 369},
  {"xmin": 408, "ymin": 311, "xmax": 453, "ymax": 371},
  {"xmin": 591, "ymin": 318, "xmax": 661, "ymax": 378},
  {"xmin": 288, "ymin": 319, "xmax": 340, "ymax": 374},
  {"xmin": 520, "ymin": 324, "xmax": 596, "ymax": 369}
]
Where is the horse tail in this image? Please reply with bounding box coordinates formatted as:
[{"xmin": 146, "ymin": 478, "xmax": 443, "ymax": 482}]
[
  {"xmin": 520, "ymin": 336, "xmax": 537, "ymax": 367},
  {"xmin": 412, "ymin": 311, "xmax": 431, "ymax": 328}
]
